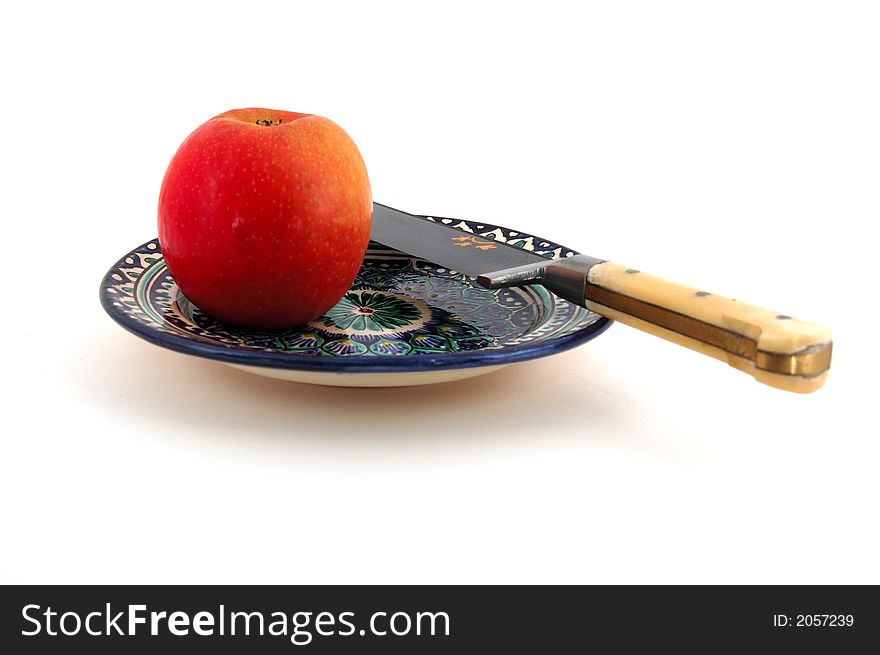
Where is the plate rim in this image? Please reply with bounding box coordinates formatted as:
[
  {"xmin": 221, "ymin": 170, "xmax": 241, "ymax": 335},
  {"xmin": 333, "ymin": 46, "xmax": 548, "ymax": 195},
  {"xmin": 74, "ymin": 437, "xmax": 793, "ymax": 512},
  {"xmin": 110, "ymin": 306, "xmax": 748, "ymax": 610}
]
[{"xmin": 99, "ymin": 221, "xmax": 612, "ymax": 374}]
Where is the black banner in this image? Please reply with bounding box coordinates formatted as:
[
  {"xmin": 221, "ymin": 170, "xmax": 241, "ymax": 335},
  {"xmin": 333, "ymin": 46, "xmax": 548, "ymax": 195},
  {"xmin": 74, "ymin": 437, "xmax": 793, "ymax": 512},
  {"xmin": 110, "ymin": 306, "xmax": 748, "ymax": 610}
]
[{"xmin": 1, "ymin": 585, "xmax": 875, "ymax": 653}]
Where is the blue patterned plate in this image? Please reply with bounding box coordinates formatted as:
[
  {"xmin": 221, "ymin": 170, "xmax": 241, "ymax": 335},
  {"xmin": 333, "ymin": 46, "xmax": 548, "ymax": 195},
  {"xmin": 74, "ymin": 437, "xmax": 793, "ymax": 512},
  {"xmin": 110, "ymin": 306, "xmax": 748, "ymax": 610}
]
[{"xmin": 99, "ymin": 216, "xmax": 611, "ymax": 386}]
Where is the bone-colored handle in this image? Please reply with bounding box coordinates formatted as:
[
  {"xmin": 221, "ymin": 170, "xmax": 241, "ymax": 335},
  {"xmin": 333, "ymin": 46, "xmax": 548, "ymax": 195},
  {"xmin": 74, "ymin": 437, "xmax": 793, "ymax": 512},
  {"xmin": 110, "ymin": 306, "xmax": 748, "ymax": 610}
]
[{"xmin": 583, "ymin": 261, "xmax": 832, "ymax": 393}]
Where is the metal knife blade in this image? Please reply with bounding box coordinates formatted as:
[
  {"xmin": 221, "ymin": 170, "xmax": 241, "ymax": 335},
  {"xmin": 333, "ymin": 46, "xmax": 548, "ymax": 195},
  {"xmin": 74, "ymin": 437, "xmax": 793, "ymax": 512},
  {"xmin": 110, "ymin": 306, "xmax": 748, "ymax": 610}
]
[{"xmin": 370, "ymin": 202, "xmax": 550, "ymax": 278}]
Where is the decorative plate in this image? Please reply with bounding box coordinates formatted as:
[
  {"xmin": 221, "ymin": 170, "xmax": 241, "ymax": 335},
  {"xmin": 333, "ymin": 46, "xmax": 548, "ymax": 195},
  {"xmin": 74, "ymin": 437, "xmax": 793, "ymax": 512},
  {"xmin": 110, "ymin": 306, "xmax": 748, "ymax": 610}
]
[{"xmin": 99, "ymin": 216, "xmax": 611, "ymax": 386}]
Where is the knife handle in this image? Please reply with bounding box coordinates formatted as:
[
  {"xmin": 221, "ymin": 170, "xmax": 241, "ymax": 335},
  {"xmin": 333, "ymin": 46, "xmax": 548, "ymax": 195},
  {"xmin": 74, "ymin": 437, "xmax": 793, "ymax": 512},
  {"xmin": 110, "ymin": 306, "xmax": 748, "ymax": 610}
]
[{"xmin": 542, "ymin": 256, "xmax": 832, "ymax": 393}]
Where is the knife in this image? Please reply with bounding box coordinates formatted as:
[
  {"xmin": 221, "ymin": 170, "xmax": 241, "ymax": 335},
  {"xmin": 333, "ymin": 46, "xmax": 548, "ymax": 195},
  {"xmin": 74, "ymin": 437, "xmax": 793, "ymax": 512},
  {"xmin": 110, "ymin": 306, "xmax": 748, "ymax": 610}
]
[{"xmin": 370, "ymin": 203, "xmax": 832, "ymax": 393}]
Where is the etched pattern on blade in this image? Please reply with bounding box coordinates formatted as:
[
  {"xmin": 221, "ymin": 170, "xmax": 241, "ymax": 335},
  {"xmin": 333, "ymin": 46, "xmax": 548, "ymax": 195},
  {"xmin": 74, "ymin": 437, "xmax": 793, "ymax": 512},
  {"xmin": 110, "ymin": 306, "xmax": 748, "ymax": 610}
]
[{"xmin": 370, "ymin": 203, "xmax": 551, "ymax": 277}]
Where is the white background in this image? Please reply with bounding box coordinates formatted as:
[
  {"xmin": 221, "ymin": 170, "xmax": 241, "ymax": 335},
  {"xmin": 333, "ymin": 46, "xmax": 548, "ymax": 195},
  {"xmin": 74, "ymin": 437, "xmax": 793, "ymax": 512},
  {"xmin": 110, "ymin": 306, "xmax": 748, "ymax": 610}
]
[{"xmin": 2, "ymin": 1, "xmax": 877, "ymax": 584}]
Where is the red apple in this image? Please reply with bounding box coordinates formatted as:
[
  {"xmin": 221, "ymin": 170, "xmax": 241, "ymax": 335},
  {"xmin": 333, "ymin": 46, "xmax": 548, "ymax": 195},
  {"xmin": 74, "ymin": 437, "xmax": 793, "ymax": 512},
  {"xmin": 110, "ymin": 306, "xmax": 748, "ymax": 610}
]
[{"xmin": 158, "ymin": 108, "xmax": 372, "ymax": 329}]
